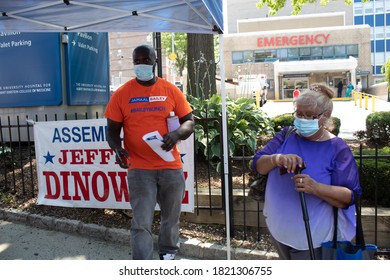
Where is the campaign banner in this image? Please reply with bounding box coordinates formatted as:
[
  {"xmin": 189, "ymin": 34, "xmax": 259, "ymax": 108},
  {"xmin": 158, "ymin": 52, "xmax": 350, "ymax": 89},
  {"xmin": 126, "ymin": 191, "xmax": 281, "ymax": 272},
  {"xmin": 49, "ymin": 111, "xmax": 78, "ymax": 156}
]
[{"xmin": 34, "ymin": 119, "xmax": 194, "ymax": 212}]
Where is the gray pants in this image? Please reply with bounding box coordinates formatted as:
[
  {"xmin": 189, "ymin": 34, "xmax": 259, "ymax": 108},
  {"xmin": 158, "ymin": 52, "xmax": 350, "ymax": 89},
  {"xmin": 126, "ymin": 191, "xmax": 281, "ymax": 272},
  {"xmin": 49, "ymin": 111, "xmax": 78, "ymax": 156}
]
[
  {"xmin": 127, "ymin": 169, "xmax": 185, "ymax": 260},
  {"xmin": 270, "ymin": 235, "xmax": 322, "ymax": 260}
]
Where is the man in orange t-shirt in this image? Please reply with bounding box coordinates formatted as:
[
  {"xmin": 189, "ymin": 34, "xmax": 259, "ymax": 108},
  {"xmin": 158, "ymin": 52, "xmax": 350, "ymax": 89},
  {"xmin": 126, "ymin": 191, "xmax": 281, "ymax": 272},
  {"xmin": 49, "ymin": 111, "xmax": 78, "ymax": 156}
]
[{"xmin": 105, "ymin": 45, "xmax": 194, "ymax": 260}]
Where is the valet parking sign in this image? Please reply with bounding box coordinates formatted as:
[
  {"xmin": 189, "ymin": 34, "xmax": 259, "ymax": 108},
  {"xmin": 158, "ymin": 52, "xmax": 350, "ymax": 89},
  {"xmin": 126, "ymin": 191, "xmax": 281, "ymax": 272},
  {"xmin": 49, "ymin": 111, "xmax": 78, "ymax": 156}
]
[{"xmin": 34, "ymin": 119, "xmax": 194, "ymax": 212}]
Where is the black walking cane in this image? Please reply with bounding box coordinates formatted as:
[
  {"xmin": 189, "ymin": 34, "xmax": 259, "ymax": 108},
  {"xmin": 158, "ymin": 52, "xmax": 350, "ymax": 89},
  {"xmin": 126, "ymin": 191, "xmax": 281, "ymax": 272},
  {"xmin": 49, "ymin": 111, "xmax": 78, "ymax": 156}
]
[{"xmin": 297, "ymin": 163, "xmax": 315, "ymax": 260}]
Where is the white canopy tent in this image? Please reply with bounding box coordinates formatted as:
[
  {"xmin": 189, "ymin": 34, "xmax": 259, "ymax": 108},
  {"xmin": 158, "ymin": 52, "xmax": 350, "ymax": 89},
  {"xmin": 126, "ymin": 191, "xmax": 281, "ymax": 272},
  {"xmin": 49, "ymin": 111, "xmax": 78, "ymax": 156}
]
[
  {"xmin": 0, "ymin": 0, "xmax": 232, "ymax": 259},
  {"xmin": 0, "ymin": 0, "xmax": 223, "ymax": 33}
]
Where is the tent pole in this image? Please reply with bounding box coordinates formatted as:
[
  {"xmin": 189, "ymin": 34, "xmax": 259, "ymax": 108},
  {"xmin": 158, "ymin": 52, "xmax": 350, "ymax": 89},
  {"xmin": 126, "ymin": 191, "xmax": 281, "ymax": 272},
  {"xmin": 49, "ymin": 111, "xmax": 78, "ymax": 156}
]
[
  {"xmin": 154, "ymin": 32, "xmax": 163, "ymax": 78},
  {"xmin": 219, "ymin": 34, "xmax": 231, "ymax": 260}
]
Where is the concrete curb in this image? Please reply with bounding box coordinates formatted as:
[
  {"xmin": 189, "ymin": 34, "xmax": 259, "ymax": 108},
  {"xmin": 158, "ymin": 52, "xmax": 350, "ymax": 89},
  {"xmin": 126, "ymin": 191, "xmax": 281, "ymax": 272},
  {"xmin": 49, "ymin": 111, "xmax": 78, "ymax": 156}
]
[{"xmin": 0, "ymin": 207, "xmax": 279, "ymax": 260}]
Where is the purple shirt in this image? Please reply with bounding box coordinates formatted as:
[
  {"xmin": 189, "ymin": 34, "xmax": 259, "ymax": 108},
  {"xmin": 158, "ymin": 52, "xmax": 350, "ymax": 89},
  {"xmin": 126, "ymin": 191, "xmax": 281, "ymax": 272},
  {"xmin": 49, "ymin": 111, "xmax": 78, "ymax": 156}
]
[{"xmin": 252, "ymin": 126, "xmax": 362, "ymax": 250}]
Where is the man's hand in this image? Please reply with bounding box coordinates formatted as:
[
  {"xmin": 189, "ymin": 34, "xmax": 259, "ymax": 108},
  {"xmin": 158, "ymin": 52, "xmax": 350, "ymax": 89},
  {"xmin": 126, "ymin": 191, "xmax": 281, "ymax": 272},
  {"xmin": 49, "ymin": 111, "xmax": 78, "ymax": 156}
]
[
  {"xmin": 161, "ymin": 131, "xmax": 180, "ymax": 151},
  {"xmin": 114, "ymin": 147, "xmax": 131, "ymax": 169}
]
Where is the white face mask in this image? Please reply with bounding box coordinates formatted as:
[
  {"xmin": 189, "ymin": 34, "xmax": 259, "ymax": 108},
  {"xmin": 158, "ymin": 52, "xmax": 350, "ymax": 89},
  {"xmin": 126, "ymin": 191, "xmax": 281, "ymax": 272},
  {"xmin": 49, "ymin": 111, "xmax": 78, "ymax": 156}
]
[{"xmin": 134, "ymin": 64, "xmax": 154, "ymax": 81}]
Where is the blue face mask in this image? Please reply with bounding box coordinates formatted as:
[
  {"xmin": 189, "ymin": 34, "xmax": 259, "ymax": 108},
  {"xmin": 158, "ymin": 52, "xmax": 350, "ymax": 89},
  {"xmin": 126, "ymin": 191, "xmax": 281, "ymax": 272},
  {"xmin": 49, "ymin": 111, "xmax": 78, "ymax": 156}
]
[
  {"xmin": 134, "ymin": 64, "xmax": 154, "ymax": 81},
  {"xmin": 293, "ymin": 118, "xmax": 320, "ymax": 137}
]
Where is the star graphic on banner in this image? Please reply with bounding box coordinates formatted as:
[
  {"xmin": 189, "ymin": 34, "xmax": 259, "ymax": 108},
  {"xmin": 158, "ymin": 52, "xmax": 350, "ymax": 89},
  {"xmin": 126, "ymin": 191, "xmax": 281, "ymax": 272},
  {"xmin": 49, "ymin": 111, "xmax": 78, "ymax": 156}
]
[
  {"xmin": 43, "ymin": 151, "xmax": 55, "ymax": 164},
  {"xmin": 180, "ymin": 153, "xmax": 186, "ymax": 164}
]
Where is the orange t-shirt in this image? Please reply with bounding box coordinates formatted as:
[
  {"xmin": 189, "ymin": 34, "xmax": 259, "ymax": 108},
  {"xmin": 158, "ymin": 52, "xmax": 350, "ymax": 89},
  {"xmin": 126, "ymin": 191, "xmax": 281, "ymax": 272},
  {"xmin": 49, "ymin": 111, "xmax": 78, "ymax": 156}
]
[{"xmin": 104, "ymin": 78, "xmax": 193, "ymax": 170}]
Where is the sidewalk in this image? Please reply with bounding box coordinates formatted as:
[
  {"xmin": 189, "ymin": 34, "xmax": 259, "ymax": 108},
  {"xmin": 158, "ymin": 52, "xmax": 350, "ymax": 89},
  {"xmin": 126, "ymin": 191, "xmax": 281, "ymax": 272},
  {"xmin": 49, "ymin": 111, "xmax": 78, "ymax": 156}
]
[
  {"xmin": 0, "ymin": 219, "xmax": 133, "ymax": 260},
  {"xmin": 0, "ymin": 208, "xmax": 278, "ymax": 260}
]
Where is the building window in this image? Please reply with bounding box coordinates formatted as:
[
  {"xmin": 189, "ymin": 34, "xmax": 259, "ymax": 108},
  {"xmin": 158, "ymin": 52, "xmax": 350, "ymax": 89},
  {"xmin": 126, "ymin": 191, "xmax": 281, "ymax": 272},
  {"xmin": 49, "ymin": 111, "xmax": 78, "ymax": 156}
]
[
  {"xmin": 376, "ymin": 27, "xmax": 385, "ymax": 40},
  {"xmin": 243, "ymin": 51, "xmax": 255, "ymax": 63},
  {"xmin": 334, "ymin": 45, "xmax": 347, "ymax": 58},
  {"xmin": 323, "ymin": 46, "xmax": 334, "ymax": 59},
  {"xmin": 364, "ymin": 0, "xmax": 374, "ymax": 14},
  {"xmin": 375, "ymin": 51, "xmax": 385, "ymax": 64},
  {"xmin": 299, "ymin": 47, "xmax": 311, "ymax": 60},
  {"xmin": 375, "ymin": 65, "xmax": 383, "ymax": 75},
  {"xmin": 231, "ymin": 45, "xmax": 358, "ymax": 64},
  {"xmin": 232, "ymin": 51, "xmax": 243, "ymax": 64},
  {"xmin": 277, "ymin": 49, "xmax": 288, "ymax": 61},
  {"xmin": 311, "ymin": 47, "xmax": 323, "ymax": 60},
  {"xmin": 287, "ymin": 48, "xmax": 299, "ymax": 60},
  {"xmin": 376, "ymin": 7, "xmax": 385, "ymax": 13},
  {"xmin": 346, "ymin": 45, "xmax": 359, "ymax": 57},
  {"xmin": 375, "ymin": 14, "xmax": 385, "ymax": 26},
  {"xmin": 355, "ymin": 16, "xmax": 364, "ymax": 24},
  {"xmin": 254, "ymin": 50, "xmax": 277, "ymax": 62},
  {"xmin": 365, "ymin": 14, "xmax": 375, "ymax": 26}
]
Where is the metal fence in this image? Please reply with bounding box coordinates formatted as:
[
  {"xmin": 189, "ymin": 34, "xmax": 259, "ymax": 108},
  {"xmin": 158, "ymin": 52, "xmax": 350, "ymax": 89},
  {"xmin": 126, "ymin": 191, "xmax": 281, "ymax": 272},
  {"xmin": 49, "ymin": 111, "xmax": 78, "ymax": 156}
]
[{"xmin": 1, "ymin": 113, "xmax": 389, "ymax": 255}]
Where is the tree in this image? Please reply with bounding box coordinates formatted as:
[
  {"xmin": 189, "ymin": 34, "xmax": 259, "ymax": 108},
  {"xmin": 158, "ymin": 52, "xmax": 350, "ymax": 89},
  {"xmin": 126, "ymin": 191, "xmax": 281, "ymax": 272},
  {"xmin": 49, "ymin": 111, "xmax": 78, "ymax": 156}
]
[
  {"xmin": 256, "ymin": 0, "xmax": 354, "ymax": 16},
  {"xmin": 161, "ymin": 32, "xmax": 187, "ymax": 77},
  {"xmin": 187, "ymin": 33, "xmax": 217, "ymax": 99},
  {"xmin": 381, "ymin": 59, "xmax": 390, "ymax": 101}
]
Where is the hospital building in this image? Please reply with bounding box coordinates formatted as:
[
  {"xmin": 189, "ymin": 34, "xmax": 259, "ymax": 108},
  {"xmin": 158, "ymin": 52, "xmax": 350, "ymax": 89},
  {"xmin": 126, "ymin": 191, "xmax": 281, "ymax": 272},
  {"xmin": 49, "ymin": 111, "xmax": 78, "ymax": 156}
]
[{"xmin": 222, "ymin": 12, "xmax": 371, "ymax": 100}]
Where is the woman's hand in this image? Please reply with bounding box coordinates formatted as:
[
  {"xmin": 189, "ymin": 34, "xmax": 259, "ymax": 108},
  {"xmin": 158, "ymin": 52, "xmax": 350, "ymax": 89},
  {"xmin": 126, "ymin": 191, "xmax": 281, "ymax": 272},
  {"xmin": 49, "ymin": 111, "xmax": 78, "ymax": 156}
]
[
  {"xmin": 292, "ymin": 174, "xmax": 352, "ymax": 208},
  {"xmin": 292, "ymin": 174, "xmax": 319, "ymax": 195},
  {"xmin": 276, "ymin": 153, "xmax": 304, "ymax": 174}
]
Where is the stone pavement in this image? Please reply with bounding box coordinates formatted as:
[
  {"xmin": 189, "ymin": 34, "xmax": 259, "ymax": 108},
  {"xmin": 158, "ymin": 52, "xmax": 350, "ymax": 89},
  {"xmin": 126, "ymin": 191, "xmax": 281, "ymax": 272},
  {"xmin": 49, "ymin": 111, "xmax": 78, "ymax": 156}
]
[{"xmin": 0, "ymin": 208, "xmax": 279, "ymax": 260}]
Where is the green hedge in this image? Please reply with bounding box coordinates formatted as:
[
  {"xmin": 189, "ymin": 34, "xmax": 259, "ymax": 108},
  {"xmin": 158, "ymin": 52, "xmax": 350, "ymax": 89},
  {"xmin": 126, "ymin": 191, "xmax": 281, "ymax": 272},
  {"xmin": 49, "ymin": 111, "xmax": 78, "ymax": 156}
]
[
  {"xmin": 189, "ymin": 94, "xmax": 274, "ymax": 171},
  {"xmin": 366, "ymin": 111, "xmax": 390, "ymax": 147},
  {"xmin": 354, "ymin": 147, "xmax": 390, "ymax": 207}
]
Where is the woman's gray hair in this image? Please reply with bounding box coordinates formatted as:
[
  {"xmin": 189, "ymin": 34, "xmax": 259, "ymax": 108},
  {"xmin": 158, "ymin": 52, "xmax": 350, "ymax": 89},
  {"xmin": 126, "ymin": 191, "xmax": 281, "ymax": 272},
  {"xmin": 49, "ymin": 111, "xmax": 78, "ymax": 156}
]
[{"xmin": 295, "ymin": 83, "xmax": 334, "ymax": 117}]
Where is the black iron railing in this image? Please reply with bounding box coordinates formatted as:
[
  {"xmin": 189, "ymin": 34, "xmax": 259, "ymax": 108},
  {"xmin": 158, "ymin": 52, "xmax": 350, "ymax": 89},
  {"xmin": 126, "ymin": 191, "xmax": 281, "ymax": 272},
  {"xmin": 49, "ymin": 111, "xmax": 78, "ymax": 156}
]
[{"xmin": 0, "ymin": 113, "xmax": 389, "ymax": 255}]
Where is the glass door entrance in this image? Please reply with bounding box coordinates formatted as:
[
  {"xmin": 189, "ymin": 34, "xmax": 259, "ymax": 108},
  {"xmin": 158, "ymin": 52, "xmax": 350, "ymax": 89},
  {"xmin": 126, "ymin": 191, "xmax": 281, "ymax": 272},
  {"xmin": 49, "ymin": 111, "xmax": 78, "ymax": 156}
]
[{"xmin": 282, "ymin": 78, "xmax": 308, "ymax": 99}]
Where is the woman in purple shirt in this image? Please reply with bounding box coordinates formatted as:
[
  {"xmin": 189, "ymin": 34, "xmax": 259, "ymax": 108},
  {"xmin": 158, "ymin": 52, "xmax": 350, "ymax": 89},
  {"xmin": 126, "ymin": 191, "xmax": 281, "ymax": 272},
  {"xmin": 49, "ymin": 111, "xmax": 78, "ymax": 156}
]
[{"xmin": 252, "ymin": 84, "xmax": 362, "ymax": 260}]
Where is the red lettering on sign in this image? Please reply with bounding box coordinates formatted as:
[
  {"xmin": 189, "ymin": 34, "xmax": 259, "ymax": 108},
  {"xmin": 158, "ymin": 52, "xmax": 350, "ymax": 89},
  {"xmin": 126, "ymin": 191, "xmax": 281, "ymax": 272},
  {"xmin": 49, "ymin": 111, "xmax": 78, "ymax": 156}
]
[
  {"xmin": 182, "ymin": 190, "xmax": 189, "ymax": 204},
  {"xmin": 42, "ymin": 170, "xmax": 129, "ymax": 202},
  {"xmin": 58, "ymin": 149, "xmax": 114, "ymax": 165},
  {"xmin": 257, "ymin": 33, "xmax": 330, "ymax": 48}
]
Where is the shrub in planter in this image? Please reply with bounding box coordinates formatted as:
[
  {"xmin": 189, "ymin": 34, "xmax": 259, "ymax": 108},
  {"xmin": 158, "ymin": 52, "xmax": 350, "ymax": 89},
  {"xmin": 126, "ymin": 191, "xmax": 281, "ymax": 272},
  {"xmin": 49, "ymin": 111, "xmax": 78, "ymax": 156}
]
[
  {"xmin": 366, "ymin": 111, "xmax": 390, "ymax": 147},
  {"xmin": 272, "ymin": 113, "xmax": 294, "ymax": 132},
  {"xmin": 189, "ymin": 94, "xmax": 274, "ymax": 171},
  {"xmin": 354, "ymin": 147, "xmax": 390, "ymax": 207}
]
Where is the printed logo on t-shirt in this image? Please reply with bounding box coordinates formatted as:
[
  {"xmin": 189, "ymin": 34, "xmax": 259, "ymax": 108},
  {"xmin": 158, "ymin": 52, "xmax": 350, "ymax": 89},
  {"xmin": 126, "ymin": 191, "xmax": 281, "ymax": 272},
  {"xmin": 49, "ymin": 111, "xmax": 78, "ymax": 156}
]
[
  {"xmin": 129, "ymin": 96, "xmax": 167, "ymax": 103},
  {"xmin": 150, "ymin": 96, "xmax": 167, "ymax": 102}
]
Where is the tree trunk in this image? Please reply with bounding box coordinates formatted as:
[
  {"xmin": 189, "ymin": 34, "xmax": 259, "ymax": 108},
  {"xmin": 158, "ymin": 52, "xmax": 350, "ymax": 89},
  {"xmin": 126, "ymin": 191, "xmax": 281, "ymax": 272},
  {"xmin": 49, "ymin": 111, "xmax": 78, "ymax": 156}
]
[{"xmin": 186, "ymin": 33, "xmax": 216, "ymax": 99}]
